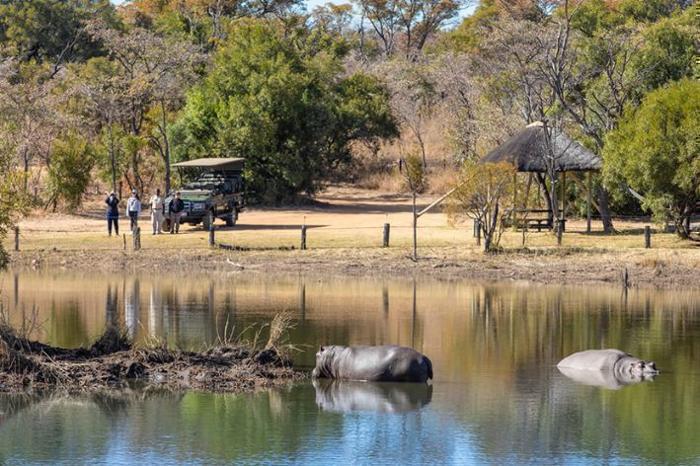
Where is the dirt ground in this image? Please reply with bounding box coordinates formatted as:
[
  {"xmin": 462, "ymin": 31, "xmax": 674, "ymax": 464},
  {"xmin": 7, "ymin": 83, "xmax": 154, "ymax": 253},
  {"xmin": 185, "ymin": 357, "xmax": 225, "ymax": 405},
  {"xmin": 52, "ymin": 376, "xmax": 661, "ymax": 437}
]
[{"xmin": 6, "ymin": 185, "xmax": 700, "ymax": 289}]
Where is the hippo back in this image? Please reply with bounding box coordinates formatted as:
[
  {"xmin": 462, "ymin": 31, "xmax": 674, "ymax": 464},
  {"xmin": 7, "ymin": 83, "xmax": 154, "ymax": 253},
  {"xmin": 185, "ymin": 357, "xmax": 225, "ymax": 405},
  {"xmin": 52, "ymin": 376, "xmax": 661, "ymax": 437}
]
[
  {"xmin": 557, "ymin": 349, "xmax": 628, "ymax": 372},
  {"xmin": 314, "ymin": 345, "xmax": 432, "ymax": 383}
]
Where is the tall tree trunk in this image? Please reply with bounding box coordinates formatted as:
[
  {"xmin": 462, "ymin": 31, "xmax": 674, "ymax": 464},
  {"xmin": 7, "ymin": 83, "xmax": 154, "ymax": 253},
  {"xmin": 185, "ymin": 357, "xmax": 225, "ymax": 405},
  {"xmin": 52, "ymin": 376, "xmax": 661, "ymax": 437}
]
[
  {"xmin": 22, "ymin": 149, "xmax": 29, "ymax": 193},
  {"xmin": 484, "ymin": 202, "xmax": 499, "ymax": 253},
  {"xmin": 596, "ymin": 185, "xmax": 614, "ymax": 233},
  {"xmin": 108, "ymin": 125, "xmax": 117, "ymax": 194},
  {"xmin": 415, "ymin": 130, "xmax": 427, "ymax": 168},
  {"xmin": 160, "ymin": 101, "xmax": 172, "ymax": 195},
  {"xmin": 548, "ymin": 171, "xmax": 560, "ymax": 231},
  {"xmin": 535, "ymin": 173, "xmax": 553, "ymax": 227}
]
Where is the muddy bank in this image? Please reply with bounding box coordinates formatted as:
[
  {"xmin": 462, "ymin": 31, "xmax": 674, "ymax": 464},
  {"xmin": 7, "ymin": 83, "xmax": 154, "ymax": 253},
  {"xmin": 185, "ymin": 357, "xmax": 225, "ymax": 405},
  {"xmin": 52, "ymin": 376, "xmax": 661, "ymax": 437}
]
[
  {"xmin": 0, "ymin": 325, "xmax": 305, "ymax": 394},
  {"xmin": 8, "ymin": 245, "xmax": 700, "ymax": 289}
]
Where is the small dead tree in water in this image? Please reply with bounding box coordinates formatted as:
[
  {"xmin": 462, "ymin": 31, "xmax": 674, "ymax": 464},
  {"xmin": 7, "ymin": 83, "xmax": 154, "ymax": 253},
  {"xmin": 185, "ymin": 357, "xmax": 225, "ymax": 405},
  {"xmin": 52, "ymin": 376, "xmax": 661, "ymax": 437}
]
[
  {"xmin": 447, "ymin": 162, "xmax": 516, "ymax": 252},
  {"xmin": 401, "ymin": 153, "xmax": 426, "ymax": 261}
]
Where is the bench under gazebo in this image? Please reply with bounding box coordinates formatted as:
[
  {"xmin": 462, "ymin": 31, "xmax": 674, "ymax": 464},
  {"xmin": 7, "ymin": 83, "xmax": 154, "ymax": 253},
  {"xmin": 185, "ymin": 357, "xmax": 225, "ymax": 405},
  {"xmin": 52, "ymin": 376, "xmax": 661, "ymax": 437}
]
[{"xmin": 479, "ymin": 121, "xmax": 602, "ymax": 232}]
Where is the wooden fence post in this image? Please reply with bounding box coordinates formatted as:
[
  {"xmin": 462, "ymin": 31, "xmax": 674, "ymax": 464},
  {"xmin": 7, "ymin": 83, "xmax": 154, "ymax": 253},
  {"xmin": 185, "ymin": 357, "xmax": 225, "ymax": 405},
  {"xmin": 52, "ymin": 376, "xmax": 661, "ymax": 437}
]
[
  {"xmin": 209, "ymin": 224, "xmax": 216, "ymax": 247},
  {"xmin": 14, "ymin": 226, "xmax": 19, "ymax": 251},
  {"xmin": 301, "ymin": 225, "xmax": 307, "ymax": 250},
  {"xmin": 133, "ymin": 227, "xmax": 141, "ymax": 251},
  {"xmin": 644, "ymin": 226, "xmax": 651, "ymax": 249},
  {"xmin": 383, "ymin": 223, "xmax": 390, "ymax": 248}
]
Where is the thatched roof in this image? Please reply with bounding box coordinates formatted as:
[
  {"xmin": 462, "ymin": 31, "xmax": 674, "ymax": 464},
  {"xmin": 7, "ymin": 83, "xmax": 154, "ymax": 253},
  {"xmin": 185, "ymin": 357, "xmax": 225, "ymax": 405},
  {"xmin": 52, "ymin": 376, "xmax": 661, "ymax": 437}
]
[{"xmin": 480, "ymin": 122, "xmax": 601, "ymax": 172}]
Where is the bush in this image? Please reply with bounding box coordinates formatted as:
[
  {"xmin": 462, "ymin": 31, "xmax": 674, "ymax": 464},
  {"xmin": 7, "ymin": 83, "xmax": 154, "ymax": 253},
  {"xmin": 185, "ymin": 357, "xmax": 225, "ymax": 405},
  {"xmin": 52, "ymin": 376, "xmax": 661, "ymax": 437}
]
[
  {"xmin": 603, "ymin": 79, "xmax": 700, "ymax": 238},
  {"xmin": 47, "ymin": 133, "xmax": 96, "ymax": 211}
]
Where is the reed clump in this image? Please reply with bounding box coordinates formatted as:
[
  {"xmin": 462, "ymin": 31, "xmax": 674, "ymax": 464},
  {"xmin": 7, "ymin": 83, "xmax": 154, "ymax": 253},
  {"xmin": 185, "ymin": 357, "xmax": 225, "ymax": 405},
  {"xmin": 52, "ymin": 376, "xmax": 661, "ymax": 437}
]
[{"xmin": 0, "ymin": 312, "xmax": 304, "ymax": 394}]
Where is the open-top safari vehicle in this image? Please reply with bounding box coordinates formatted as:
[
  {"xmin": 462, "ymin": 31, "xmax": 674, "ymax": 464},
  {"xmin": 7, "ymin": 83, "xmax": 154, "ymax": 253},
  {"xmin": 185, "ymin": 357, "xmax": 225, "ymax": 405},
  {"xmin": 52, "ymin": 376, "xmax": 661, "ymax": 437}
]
[{"xmin": 164, "ymin": 158, "xmax": 245, "ymax": 230}]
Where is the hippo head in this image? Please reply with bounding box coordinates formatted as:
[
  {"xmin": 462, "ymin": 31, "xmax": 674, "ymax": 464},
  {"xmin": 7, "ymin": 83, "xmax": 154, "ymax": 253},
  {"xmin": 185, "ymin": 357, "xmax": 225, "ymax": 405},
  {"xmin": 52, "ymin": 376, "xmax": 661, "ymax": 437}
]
[
  {"xmin": 617, "ymin": 357, "xmax": 659, "ymax": 383},
  {"xmin": 312, "ymin": 346, "xmax": 337, "ymax": 379}
]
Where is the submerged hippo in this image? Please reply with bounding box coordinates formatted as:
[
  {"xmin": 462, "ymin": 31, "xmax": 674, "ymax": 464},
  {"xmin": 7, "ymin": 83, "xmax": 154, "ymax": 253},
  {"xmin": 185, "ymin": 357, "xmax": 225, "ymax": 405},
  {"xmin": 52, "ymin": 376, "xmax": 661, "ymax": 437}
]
[
  {"xmin": 313, "ymin": 379, "xmax": 433, "ymax": 413},
  {"xmin": 311, "ymin": 345, "xmax": 433, "ymax": 383},
  {"xmin": 557, "ymin": 349, "xmax": 658, "ymax": 389}
]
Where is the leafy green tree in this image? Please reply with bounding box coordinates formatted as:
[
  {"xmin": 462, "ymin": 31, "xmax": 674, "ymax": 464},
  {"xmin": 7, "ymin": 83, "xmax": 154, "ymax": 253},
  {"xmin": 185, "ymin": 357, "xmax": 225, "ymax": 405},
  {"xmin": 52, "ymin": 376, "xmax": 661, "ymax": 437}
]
[
  {"xmin": 46, "ymin": 133, "xmax": 97, "ymax": 211},
  {"xmin": 603, "ymin": 79, "xmax": 700, "ymax": 238},
  {"xmin": 173, "ymin": 19, "xmax": 397, "ymax": 203},
  {"xmin": 630, "ymin": 10, "xmax": 696, "ymax": 92},
  {"xmin": 0, "ymin": 141, "xmax": 29, "ymax": 268},
  {"xmin": 0, "ymin": 0, "xmax": 118, "ymax": 70}
]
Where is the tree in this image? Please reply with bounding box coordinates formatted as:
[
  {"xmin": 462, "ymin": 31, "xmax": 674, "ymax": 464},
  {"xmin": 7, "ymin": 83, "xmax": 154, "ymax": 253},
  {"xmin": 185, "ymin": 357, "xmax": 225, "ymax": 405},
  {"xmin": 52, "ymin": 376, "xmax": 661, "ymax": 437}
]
[
  {"xmin": 383, "ymin": 59, "xmax": 437, "ymax": 167},
  {"xmin": 46, "ymin": 133, "xmax": 97, "ymax": 211},
  {"xmin": 0, "ymin": 139, "xmax": 29, "ymax": 268},
  {"xmin": 68, "ymin": 57, "xmax": 126, "ymax": 193},
  {"xmin": 447, "ymin": 161, "xmax": 516, "ymax": 252},
  {"xmin": 122, "ymin": 0, "xmax": 301, "ymax": 47},
  {"xmin": 401, "ymin": 153, "xmax": 425, "ymax": 260},
  {"xmin": 0, "ymin": 0, "xmax": 117, "ymax": 73},
  {"xmin": 173, "ymin": 19, "xmax": 397, "ymax": 202},
  {"xmin": 603, "ymin": 79, "xmax": 700, "ymax": 239},
  {"xmin": 355, "ymin": 0, "xmax": 468, "ymax": 59},
  {"xmin": 87, "ymin": 22, "xmax": 205, "ymax": 194},
  {"xmin": 0, "ymin": 59, "xmax": 58, "ymax": 196}
]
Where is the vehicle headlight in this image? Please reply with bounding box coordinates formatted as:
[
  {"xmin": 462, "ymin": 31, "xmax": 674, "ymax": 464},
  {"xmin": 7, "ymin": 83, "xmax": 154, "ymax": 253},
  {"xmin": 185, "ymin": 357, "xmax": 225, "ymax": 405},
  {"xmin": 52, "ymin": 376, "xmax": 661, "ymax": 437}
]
[{"xmin": 192, "ymin": 202, "xmax": 206, "ymax": 211}]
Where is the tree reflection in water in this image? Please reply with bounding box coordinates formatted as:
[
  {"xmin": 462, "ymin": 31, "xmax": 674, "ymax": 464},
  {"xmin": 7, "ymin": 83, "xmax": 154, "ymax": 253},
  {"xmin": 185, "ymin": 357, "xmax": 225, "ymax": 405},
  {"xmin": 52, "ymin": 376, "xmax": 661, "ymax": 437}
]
[{"xmin": 1, "ymin": 272, "xmax": 699, "ymax": 464}]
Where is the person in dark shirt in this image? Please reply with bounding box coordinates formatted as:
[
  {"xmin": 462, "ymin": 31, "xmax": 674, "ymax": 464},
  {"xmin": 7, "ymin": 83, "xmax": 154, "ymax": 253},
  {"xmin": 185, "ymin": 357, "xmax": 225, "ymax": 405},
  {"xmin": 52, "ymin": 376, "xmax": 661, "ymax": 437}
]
[
  {"xmin": 168, "ymin": 191, "xmax": 185, "ymax": 234},
  {"xmin": 105, "ymin": 192, "xmax": 120, "ymax": 236}
]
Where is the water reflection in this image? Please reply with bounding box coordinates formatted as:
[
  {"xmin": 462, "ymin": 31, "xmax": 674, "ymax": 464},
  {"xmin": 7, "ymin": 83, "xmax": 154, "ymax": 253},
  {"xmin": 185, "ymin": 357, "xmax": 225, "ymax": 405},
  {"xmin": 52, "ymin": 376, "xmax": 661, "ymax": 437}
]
[
  {"xmin": 557, "ymin": 366, "xmax": 658, "ymax": 390},
  {"xmin": 1, "ymin": 271, "xmax": 700, "ymax": 463},
  {"xmin": 313, "ymin": 379, "xmax": 433, "ymax": 413}
]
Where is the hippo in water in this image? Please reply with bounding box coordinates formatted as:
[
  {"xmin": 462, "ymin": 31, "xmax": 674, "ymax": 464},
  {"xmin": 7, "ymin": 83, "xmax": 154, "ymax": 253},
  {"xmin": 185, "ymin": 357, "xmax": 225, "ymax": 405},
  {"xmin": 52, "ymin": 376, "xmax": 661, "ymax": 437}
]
[
  {"xmin": 557, "ymin": 349, "xmax": 658, "ymax": 389},
  {"xmin": 311, "ymin": 345, "xmax": 433, "ymax": 383},
  {"xmin": 313, "ymin": 379, "xmax": 433, "ymax": 413}
]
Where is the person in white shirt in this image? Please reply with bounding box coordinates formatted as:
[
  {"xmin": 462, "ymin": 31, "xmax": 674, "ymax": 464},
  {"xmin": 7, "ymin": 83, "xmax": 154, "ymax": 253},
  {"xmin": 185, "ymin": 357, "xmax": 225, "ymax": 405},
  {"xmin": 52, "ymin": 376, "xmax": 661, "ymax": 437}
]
[
  {"xmin": 126, "ymin": 190, "xmax": 142, "ymax": 232},
  {"xmin": 149, "ymin": 188, "xmax": 165, "ymax": 235}
]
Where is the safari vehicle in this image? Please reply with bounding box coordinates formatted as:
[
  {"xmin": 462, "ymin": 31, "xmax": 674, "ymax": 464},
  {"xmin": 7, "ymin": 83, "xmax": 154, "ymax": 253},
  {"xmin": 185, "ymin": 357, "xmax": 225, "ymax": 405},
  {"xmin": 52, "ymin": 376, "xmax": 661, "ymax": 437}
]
[{"xmin": 164, "ymin": 158, "xmax": 245, "ymax": 230}]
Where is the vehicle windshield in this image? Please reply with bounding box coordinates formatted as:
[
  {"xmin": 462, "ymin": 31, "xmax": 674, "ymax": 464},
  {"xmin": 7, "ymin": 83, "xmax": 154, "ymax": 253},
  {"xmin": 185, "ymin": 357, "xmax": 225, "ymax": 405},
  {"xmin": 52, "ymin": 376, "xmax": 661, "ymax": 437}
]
[
  {"xmin": 183, "ymin": 172, "xmax": 225, "ymax": 191},
  {"xmin": 177, "ymin": 168, "xmax": 241, "ymax": 194}
]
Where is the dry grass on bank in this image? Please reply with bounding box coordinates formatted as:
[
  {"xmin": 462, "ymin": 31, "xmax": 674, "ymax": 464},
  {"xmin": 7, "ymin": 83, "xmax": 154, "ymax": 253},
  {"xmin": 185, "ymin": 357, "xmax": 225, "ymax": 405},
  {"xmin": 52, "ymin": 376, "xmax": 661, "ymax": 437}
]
[{"xmin": 4, "ymin": 218, "xmax": 693, "ymax": 252}]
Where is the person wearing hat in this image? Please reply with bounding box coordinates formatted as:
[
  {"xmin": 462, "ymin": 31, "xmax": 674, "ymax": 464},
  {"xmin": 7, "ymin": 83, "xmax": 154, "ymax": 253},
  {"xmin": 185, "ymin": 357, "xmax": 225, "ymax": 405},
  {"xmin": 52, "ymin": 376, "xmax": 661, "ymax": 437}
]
[
  {"xmin": 168, "ymin": 191, "xmax": 185, "ymax": 234},
  {"xmin": 149, "ymin": 188, "xmax": 165, "ymax": 235},
  {"xmin": 105, "ymin": 191, "xmax": 120, "ymax": 236},
  {"xmin": 126, "ymin": 189, "xmax": 142, "ymax": 232}
]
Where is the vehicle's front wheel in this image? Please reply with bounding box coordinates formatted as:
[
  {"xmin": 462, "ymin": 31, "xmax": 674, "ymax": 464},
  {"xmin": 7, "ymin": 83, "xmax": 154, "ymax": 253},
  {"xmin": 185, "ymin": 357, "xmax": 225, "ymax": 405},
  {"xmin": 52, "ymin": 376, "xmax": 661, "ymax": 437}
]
[
  {"xmin": 224, "ymin": 211, "xmax": 237, "ymax": 227},
  {"xmin": 202, "ymin": 210, "xmax": 215, "ymax": 230}
]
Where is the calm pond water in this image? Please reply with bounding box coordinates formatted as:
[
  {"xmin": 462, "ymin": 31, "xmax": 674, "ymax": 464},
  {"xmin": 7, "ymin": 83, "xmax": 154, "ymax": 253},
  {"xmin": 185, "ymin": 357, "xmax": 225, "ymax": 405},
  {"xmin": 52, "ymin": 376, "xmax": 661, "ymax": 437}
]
[{"xmin": 1, "ymin": 271, "xmax": 699, "ymax": 465}]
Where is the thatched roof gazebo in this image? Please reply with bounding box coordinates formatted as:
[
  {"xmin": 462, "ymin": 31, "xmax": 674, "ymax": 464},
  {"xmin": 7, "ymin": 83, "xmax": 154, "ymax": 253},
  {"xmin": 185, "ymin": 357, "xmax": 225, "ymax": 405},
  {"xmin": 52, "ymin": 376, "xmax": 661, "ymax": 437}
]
[{"xmin": 479, "ymin": 122, "xmax": 602, "ymax": 232}]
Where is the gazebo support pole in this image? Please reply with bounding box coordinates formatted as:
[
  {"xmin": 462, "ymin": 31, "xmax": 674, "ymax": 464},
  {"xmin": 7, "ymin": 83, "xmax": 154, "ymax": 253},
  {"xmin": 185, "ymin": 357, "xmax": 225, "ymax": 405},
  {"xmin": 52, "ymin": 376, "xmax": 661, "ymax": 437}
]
[{"xmin": 586, "ymin": 171, "xmax": 592, "ymax": 233}]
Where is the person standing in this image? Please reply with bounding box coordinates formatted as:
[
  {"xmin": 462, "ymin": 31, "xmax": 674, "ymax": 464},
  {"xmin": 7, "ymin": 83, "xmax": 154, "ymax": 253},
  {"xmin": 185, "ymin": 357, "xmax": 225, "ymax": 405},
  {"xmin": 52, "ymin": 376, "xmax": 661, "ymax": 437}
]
[
  {"xmin": 127, "ymin": 190, "xmax": 142, "ymax": 232},
  {"xmin": 105, "ymin": 192, "xmax": 120, "ymax": 237},
  {"xmin": 149, "ymin": 189, "xmax": 164, "ymax": 235},
  {"xmin": 169, "ymin": 191, "xmax": 185, "ymax": 234}
]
